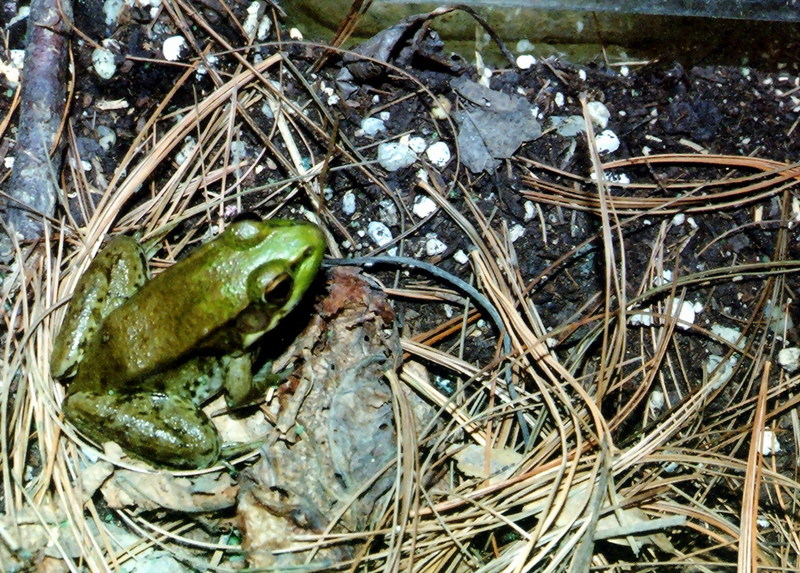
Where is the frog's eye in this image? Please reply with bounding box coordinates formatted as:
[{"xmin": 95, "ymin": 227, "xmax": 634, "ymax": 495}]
[
  {"xmin": 229, "ymin": 219, "xmax": 262, "ymax": 243},
  {"xmin": 263, "ymin": 273, "xmax": 293, "ymax": 305}
]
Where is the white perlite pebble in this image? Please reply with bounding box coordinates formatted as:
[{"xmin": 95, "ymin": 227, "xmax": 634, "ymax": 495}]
[
  {"xmin": 762, "ymin": 429, "xmax": 781, "ymax": 456},
  {"xmin": 524, "ymin": 201, "xmax": 535, "ymax": 222},
  {"xmin": 377, "ymin": 142, "xmax": 417, "ymax": 171},
  {"xmin": 672, "ymin": 300, "xmax": 696, "ymax": 330},
  {"xmin": 367, "ymin": 221, "xmax": 393, "ymax": 247},
  {"xmin": 413, "ymin": 196, "xmax": 437, "ymax": 219},
  {"xmin": 425, "ymin": 236, "xmax": 447, "ymax": 256},
  {"xmin": 648, "ymin": 390, "xmax": 665, "ymax": 410},
  {"xmin": 162, "ymin": 36, "xmax": 187, "ymax": 62},
  {"xmin": 360, "ymin": 117, "xmax": 385, "ymax": 136},
  {"xmin": 425, "ymin": 141, "xmax": 451, "ymax": 167},
  {"xmin": 516, "ymin": 54, "xmax": 535, "ymax": 70},
  {"xmin": 777, "ymin": 347, "xmax": 800, "ymax": 372},
  {"xmin": 712, "ymin": 324, "xmax": 742, "ymax": 346},
  {"xmin": 92, "ymin": 47, "xmax": 116, "ymax": 80},
  {"xmin": 342, "ymin": 191, "xmax": 356, "ymax": 215},
  {"xmin": 586, "ymin": 101, "xmax": 610, "ymax": 129},
  {"xmin": 97, "ymin": 126, "xmax": 116, "ymax": 151},
  {"xmin": 595, "ymin": 129, "xmax": 620, "ymax": 154},
  {"xmin": 509, "ymin": 224, "xmax": 525, "ymax": 242},
  {"xmin": 453, "ymin": 250, "xmax": 469, "ymax": 264},
  {"xmin": 408, "ymin": 136, "xmax": 427, "ymax": 153}
]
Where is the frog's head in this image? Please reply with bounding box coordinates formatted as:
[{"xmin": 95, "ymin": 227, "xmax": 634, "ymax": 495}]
[{"xmin": 224, "ymin": 218, "xmax": 325, "ymax": 345}]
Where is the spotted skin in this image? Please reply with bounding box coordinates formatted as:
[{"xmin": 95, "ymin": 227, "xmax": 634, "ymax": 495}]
[{"xmin": 52, "ymin": 220, "xmax": 325, "ymax": 469}]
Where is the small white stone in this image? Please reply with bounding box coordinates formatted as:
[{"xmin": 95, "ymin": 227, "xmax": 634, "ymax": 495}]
[
  {"xmin": 693, "ymin": 301, "xmax": 704, "ymax": 314},
  {"xmin": 360, "ymin": 117, "xmax": 386, "ymax": 137},
  {"xmin": 413, "ymin": 196, "xmax": 437, "ymax": 219},
  {"xmin": 706, "ymin": 354, "xmax": 736, "ymax": 389},
  {"xmin": 367, "ymin": 221, "xmax": 393, "ymax": 247},
  {"xmin": 0, "ymin": 58, "xmax": 20, "ymax": 86},
  {"xmin": 196, "ymin": 54, "xmax": 218, "ymax": 78},
  {"xmin": 586, "ymin": 101, "xmax": 610, "ymax": 129},
  {"xmin": 516, "ymin": 39, "xmax": 534, "ymax": 52},
  {"xmin": 509, "ymin": 224, "xmax": 525, "ymax": 242},
  {"xmin": 663, "ymin": 461, "xmax": 679, "ymax": 473},
  {"xmin": 523, "ymin": 201, "xmax": 535, "ymax": 222},
  {"xmin": 175, "ymin": 136, "xmax": 196, "ymax": 165},
  {"xmin": 97, "ymin": 126, "xmax": 116, "ymax": 150},
  {"xmin": 761, "ymin": 429, "xmax": 781, "ymax": 456},
  {"xmin": 660, "ymin": 270, "xmax": 673, "ymax": 284},
  {"xmin": 620, "ymin": 65, "xmax": 630, "ymax": 77},
  {"xmin": 243, "ymin": 2, "xmax": 263, "ymax": 39},
  {"xmin": 425, "ymin": 141, "xmax": 451, "ymax": 167},
  {"xmin": 777, "ymin": 347, "xmax": 800, "ymax": 372},
  {"xmin": 162, "ymin": 35, "xmax": 187, "ymax": 62},
  {"xmin": 379, "ymin": 111, "xmax": 391, "ymax": 121},
  {"xmin": 342, "ymin": 191, "xmax": 356, "ymax": 215},
  {"xmin": 578, "ymin": 69, "xmax": 587, "ymax": 81},
  {"xmin": 289, "ymin": 27, "xmax": 303, "ymax": 40},
  {"xmin": 377, "ymin": 142, "xmax": 417, "ymax": 171},
  {"xmin": 648, "ymin": 390, "xmax": 665, "ymax": 410},
  {"xmin": 554, "ymin": 92, "xmax": 565, "ymax": 107},
  {"xmin": 711, "ymin": 324, "xmax": 742, "ymax": 346},
  {"xmin": 595, "ymin": 129, "xmax": 620, "ymax": 154},
  {"xmin": 4, "ymin": 157, "xmax": 14, "ymax": 169},
  {"xmin": 425, "ymin": 236, "xmax": 447, "ymax": 256},
  {"xmin": 629, "ymin": 311, "xmax": 652, "ymax": 327},
  {"xmin": 92, "ymin": 47, "xmax": 116, "ymax": 80},
  {"xmin": 672, "ymin": 213, "xmax": 686, "ymax": 226},
  {"xmin": 516, "ymin": 54, "xmax": 535, "ymax": 70},
  {"xmin": 551, "ymin": 115, "xmax": 586, "ymax": 137},
  {"xmin": 104, "ymin": 0, "xmax": 124, "ymax": 26},
  {"xmin": 256, "ymin": 12, "xmax": 271, "ymax": 41},
  {"xmin": 408, "ymin": 136, "xmax": 427, "ymax": 153},
  {"xmin": 672, "ymin": 300, "xmax": 695, "ymax": 330},
  {"xmin": 453, "ymin": 250, "xmax": 469, "ymax": 264}
]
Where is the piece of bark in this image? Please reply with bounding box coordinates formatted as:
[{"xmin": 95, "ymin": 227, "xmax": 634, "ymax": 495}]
[{"xmin": 1, "ymin": 0, "xmax": 71, "ymax": 246}]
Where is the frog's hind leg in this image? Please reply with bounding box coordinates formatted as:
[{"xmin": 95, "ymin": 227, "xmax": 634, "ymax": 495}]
[{"xmin": 63, "ymin": 390, "xmax": 221, "ymax": 469}]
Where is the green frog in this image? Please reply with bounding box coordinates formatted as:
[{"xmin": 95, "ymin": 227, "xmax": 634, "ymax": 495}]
[{"xmin": 51, "ymin": 219, "xmax": 325, "ymax": 469}]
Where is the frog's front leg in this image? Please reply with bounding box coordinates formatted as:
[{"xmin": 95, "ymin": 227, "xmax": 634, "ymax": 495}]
[
  {"xmin": 51, "ymin": 236, "xmax": 148, "ymax": 379},
  {"xmin": 63, "ymin": 390, "xmax": 221, "ymax": 469}
]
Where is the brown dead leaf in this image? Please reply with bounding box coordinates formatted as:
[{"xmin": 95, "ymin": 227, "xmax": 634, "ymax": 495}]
[
  {"xmin": 102, "ymin": 470, "xmax": 238, "ymax": 512},
  {"xmin": 237, "ymin": 267, "xmax": 430, "ymax": 567}
]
